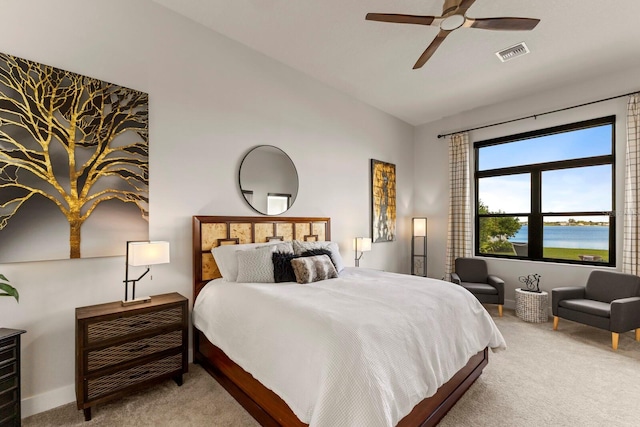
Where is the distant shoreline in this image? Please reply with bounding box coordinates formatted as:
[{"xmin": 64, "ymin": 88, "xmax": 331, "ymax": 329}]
[
  {"xmin": 544, "ymin": 224, "xmax": 607, "ymax": 226},
  {"xmin": 520, "ymin": 224, "xmax": 608, "ymax": 227}
]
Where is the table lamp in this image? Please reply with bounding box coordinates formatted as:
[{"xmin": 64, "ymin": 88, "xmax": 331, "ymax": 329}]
[
  {"xmin": 123, "ymin": 241, "xmax": 170, "ymax": 306},
  {"xmin": 353, "ymin": 237, "xmax": 372, "ymax": 267}
]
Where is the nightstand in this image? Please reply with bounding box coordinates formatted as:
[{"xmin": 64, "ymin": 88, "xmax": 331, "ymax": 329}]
[
  {"xmin": 75, "ymin": 292, "xmax": 188, "ymax": 421},
  {"xmin": 0, "ymin": 328, "xmax": 26, "ymax": 427}
]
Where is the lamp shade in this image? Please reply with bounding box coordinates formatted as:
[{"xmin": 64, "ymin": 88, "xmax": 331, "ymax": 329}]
[
  {"xmin": 413, "ymin": 218, "xmax": 427, "ymax": 237},
  {"xmin": 128, "ymin": 241, "xmax": 170, "ymax": 266},
  {"xmin": 354, "ymin": 237, "xmax": 372, "ymax": 252}
]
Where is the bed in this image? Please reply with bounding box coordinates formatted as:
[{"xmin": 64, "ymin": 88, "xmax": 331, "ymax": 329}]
[{"xmin": 192, "ymin": 215, "xmax": 505, "ymax": 427}]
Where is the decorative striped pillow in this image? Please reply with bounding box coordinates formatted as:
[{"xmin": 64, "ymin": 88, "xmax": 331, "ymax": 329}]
[
  {"xmin": 290, "ymin": 254, "xmax": 338, "ymax": 284},
  {"xmin": 292, "ymin": 240, "xmax": 345, "ymax": 272}
]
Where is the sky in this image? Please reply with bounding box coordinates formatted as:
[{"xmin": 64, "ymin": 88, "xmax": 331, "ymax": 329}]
[
  {"xmin": 477, "ymin": 124, "xmax": 612, "ymax": 220},
  {"xmin": 478, "ymin": 125, "xmax": 612, "ymax": 171}
]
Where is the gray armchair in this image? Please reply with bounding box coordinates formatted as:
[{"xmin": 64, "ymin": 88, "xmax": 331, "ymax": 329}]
[
  {"xmin": 552, "ymin": 270, "xmax": 640, "ymax": 350},
  {"xmin": 451, "ymin": 258, "xmax": 504, "ymax": 317}
]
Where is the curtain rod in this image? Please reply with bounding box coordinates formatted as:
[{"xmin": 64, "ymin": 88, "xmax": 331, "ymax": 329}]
[{"xmin": 437, "ymin": 90, "xmax": 639, "ymax": 139}]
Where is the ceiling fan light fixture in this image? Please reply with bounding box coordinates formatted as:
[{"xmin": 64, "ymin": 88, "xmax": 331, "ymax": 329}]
[
  {"xmin": 496, "ymin": 42, "xmax": 530, "ymax": 62},
  {"xmin": 440, "ymin": 14, "xmax": 465, "ymax": 31},
  {"xmin": 365, "ymin": 0, "xmax": 540, "ymax": 69}
]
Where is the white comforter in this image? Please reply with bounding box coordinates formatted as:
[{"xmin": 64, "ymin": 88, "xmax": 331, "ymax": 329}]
[{"xmin": 193, "ymin": 267, "xmax": 506, "ymax": 427}]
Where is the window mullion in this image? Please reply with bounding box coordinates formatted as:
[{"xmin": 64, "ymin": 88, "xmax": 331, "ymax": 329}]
[{"xmin": 529, "ymin": 169, "xmax": 543, "ymax": 259}]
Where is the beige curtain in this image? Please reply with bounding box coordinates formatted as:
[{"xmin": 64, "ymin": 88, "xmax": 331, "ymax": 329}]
[
  {"xmin": 445, "ymin": 132, "xmax": 472, "ymax": 280},
  {"xmin": 623, "ymin": 94, "xmax": 640, "ymax": 275}
]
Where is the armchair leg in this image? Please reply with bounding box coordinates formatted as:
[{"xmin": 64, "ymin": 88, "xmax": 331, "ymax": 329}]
[
  {"xmin": 498, "ymin": 305, "xmax": 503, "ymax": 317},
  {"xmin": 612, "ymin": 332, "xmax": 619, "ymax": 351},
  {"xmin": 636, "ymin": 329, "xmax": 640, "ymax": 341},
  {"xmin": 553, "ymin": 316, "xmax": 559, "ymax": 330}
]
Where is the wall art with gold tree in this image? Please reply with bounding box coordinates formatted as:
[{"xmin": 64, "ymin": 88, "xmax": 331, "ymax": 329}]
[
  {"xmin": 371, "ymin": 159, "xmax": 396, "ymax": 243},
  {"xmin": 0, "ymin": 52, "xmax": 148, "ymax": 262}
]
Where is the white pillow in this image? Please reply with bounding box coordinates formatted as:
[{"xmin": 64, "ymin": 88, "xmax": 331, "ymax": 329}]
[
  {"xmin": 326, "ymin": 242, "xmax": 345, "ymax": 273},
  {"xmin": 292, "ymin": 240, "xmax": 345, "ymax": 273},
  {"xmin": 212, "ymin": 241, "xmax": 293, "ymax": 282},
  {"xmin": 236, "ymin": 245, "xmax": 276, "ymax": 283}
]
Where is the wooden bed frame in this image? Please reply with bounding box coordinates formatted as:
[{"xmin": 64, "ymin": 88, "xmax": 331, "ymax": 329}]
[{"xmin": 192, "ymin": 215, "xmax": 488, "ymax": 427}]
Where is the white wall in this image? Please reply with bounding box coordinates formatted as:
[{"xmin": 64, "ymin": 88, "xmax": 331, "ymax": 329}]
[
  {"xmin": 415, "ymin": 64, "xmax": 640, "ymax": 306},
  {"xmin": 0, "ymin": 0, "xmax": 414, "ymax": 416}
]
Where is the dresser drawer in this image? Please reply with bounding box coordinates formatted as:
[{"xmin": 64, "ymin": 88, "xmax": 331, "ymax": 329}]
[
  {"xmin": 87, "ymin": 306, "xmax": 182, "ymax": 343},
  {"xmin": 0, "ymin": 361, "xmax": 17, "ymax": 382},
  {"xmin": 87, "ymin": 329, "xmax": 183, "ymax": 371},
  {"xmin": 0, "ymin": 401, "xmax": 18, "ymax": 426},
  {"xmin": 0, "ymin": 336, "xmax": 17, "ymax": 352},
  {"xmin": 0, "ymin": 345, "xmax": 16, "ymax": 367},
  {"xmin": 87, "ymin": 352, "xmax": 182, "ymax": 400},
  {"xmin": 0, "ymin": 387, "xmax": 17, "ymax": 408},
  {"xmin": 0, "ymin": 377, "xmax": 17, "ymax": 395}
]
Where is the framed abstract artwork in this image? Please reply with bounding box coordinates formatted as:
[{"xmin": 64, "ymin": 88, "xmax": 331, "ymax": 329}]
[
  {"xmin": 371, "ymin": 159, "xmax": 396, "ymax": 243},
  {"xmin": 0, "ymin": 52, "xmax": 149, "ymax": 262}
]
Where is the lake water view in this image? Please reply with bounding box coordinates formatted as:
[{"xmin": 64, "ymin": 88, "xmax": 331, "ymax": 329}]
[{"xmin": 509, "ymin": 225, "xmax": 609, "ymax": 250}]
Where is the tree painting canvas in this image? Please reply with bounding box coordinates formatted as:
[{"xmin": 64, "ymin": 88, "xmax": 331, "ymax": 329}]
[
  {"xmin": 371, "ymin": 159, "xmax": 396, "ymax": 243},
  {"xmin": 0, "ymin": 52, "xmax": 148, "ymax": 262}
]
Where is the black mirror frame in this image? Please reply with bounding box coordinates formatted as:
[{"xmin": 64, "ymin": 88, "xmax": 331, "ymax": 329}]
[{"xmin": 238, "ymin": 145, "xmax": 299, "ymax": 216}]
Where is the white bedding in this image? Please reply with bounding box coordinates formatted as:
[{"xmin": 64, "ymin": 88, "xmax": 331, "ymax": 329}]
[{"xmin": 193, "ymin": 267, "xmax": 506, "ymax": 427}]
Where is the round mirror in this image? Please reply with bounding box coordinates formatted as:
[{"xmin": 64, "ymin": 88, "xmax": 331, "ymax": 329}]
[{"xmin": 238, "ymin": 145, "xmax": 299, "ymax": 215}]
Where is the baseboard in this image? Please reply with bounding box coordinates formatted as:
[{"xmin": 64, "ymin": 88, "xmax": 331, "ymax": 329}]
[{"xmin": 21, "ymin": 384, "xmax": 75, "ymax": 418}]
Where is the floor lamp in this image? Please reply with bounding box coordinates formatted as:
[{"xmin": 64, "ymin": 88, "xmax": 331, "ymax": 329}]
[{"xmin": 412, "ymin": 218, "xmax": 427, "ymax": 276}]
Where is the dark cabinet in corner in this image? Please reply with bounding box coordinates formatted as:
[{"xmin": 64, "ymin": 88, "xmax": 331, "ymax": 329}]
[
  {"xmin": 75, "ymin": 293, "xmax": 188, "ymax": 421},
  {"xmin": 0, "ymin": 328, "xmax": 26, "ymax": 427}
]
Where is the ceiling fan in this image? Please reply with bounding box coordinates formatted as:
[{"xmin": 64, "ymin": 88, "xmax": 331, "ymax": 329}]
[{"xmin": 366, "ymin": 0, "xmax": 540, "ymax": 69}]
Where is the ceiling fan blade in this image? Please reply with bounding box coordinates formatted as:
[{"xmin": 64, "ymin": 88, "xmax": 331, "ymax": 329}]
[
  {"xmin": 457, "ymin": 0, "xmax": 478, "ymax": 15},
  {"xmin": 468, "ymin": 17, "xmax": 540, "ymax": 31},
  {"xmin": 365, "ymin": 13, "xmax": 438, "ymax": 26},
  {"xmin": 413, "ymin": 30, "xmax": 450, "ymax": 69}
]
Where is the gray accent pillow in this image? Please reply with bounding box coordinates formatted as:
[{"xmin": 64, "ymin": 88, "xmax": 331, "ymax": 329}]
[
  {"xmin": 290, "ymin": 254, "xmax": 338, "ymax": 284},
  {"xmin": 236, "ymin": 245, "xmax": 277, "ymax": 283}
]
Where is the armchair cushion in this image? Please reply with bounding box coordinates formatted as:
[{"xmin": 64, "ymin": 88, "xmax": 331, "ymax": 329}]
[
  {"xmin": 559, "ymin": 299, "xmax": 610, "ymax": 318},
  {"xmin": 461, "ymin": 282, "xmax": 498, "ymax": 295}
]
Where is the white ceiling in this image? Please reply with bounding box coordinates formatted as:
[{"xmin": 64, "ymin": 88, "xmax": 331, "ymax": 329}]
[{"xmin": 152, "ymin": 0, "xmax": 640, "ymax": 126}]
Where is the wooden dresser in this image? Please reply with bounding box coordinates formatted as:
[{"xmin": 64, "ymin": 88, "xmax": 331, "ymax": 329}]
[
  {"xmin": 0, "ymin": 328, "xmax": 26, "ymax": 427},
  {"xmin": 75, "ymin": 293, "xmax": 188, "ymax": 421}
]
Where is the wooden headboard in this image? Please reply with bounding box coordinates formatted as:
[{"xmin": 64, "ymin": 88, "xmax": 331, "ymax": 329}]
[{"xmin": 192, "ymin": 216, "xmax": 331, "ymax": 298}]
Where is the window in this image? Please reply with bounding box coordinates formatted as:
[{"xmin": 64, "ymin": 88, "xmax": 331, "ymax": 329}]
[
  {"xmin": 267, "ymin": 193, "xmax": 291, "ymax": 215},
  {"xmin": 474, "ymin": 116, "xmax": 615, "ymax": 266}
]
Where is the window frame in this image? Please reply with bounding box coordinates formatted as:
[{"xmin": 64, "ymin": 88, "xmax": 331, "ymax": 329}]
[{"xmin": 474, "ymin": 115, "xmax": 616, "ymax": 266}]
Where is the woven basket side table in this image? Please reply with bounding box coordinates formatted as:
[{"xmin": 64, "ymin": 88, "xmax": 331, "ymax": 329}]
[{"xmin": 515, "ymin": 288, "xmax": 549, "ymax": 323}]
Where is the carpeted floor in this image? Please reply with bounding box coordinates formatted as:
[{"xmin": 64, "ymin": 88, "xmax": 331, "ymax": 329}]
[{"xmin": 23, "ymin": 310, "xmax": 640, "ymax": 426}]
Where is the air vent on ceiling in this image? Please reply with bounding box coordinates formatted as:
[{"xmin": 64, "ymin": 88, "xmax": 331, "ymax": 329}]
[{"xmin": 496, "ymin": 42, "xmax": 530, "ymax": 62}]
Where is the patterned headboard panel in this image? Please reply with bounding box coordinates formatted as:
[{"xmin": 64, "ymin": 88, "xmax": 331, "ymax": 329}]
[{"xmin": 192, "ymin": 216, "xmax": 331, "ymax": 297}]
